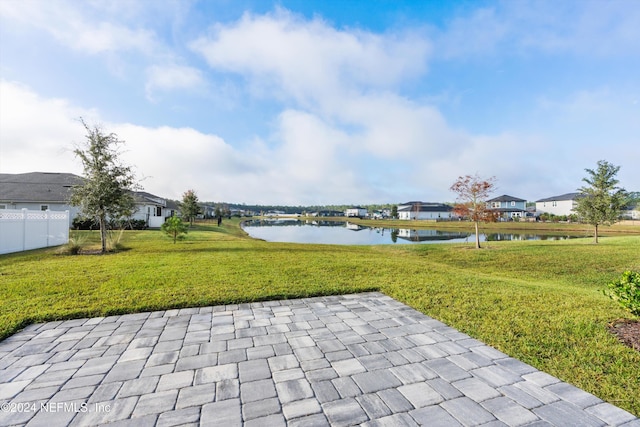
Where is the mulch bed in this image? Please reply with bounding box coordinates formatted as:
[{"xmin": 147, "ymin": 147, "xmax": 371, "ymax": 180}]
[{"xmin": 608, "ymin": 319, "xmax": 640, "ymax": 352}]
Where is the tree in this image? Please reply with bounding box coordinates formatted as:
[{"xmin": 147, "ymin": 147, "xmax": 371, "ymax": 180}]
[
  {"xmin": 70, "ymin": 120, "xmax": 137, "ymax": 254},
  {"xmin": 161, "ymin": 216, "xmax": 189, "ymax": 243},
  {"xmin": 450, "ymin": 174, "xmax": 497, "ymax": 249},
  {"xmin": 391, "ymin": 205, "xmax": 398, "ymax": 219},
  {"xmin": 574, "ymin": 160, "xmax": 628, "ymax": 243},
  {"xmin": 180, "ymin": 189, "xmax": 201, "ymax": 226}
]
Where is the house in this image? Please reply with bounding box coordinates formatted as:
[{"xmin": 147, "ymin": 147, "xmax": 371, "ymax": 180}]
[
  {"xmin": 0, "ymin": 172, "xmax": 83, "ymax": 226},
  {"xmin": 308, "ymin": 210, "xmax": 345, "ymax": 217},
  {"xmin": 535, "ymin": 193, "xmax": 581, "ymax": 217},
  {"xmin": 486, "ymin": 195, "xmax": 527, "ymax": 220},
  {"xmin": 622, "ymin": 202, "xmax": 640, "ymax": 220},
  {"xmin": 397, "ymin": 201, "xmax": 454, "ymax": 220},
  {"xmin": 131, "ymin": 191, "xmax": 176, "ymax": 228},
  {"xmin": 371, "ymin": 209, "xmax": 391, "ymax": 219},
  {"xmin": 345, "ymin": 207, "xmax": 368, "ymax": 218},
  {"xmin": 0, "ymin": 172, "xmax": 174, "ymax": 228}
]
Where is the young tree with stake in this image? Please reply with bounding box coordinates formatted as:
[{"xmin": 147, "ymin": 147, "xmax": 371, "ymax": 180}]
[{"xmin": 161, "ymin": 215, "xmax": 189, "ymax": 243}]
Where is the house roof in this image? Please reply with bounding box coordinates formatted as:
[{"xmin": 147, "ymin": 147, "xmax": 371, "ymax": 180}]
[
  {"xmin": 487, "ymin": 194, "xmax": 526, "ymax": 203},
  {"xmin": 398, "ymin": 203, "xmax": 453, "ymax": 212},
  {"xmin": 133, "ymin": 191, "xmax": 166, "ymax": 206},
  {"xmin": 0, "ymin": 172, "xmax": 172, "ymax": 209},
  {"xmin": 535, "ymin": 192, "xmax": 581, "ymax": 203},
  {"xmin": 0, "ymin": 172, "xmax": 83, "ymax": 203}
]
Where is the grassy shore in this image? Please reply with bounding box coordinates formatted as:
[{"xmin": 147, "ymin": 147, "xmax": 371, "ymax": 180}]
[{"xmin": 1, "ymin": 219, "xmax": 639, "ymax": 415}]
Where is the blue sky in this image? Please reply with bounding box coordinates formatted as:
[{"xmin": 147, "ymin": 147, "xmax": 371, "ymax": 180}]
[{"xmin": 1, "ymin": 0, "xmax": 638, "ymax": 205}]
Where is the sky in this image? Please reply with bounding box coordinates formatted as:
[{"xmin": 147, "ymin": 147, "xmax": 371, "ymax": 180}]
[{"xmin": 0, "ymin": 0, "xmax": 638, "ymax": 205}]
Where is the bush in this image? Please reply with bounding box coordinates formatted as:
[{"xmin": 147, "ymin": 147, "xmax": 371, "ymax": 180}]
[
  {"xmin": 59, "ymin": 233, "xmax": 88, "ymax": 255},
  {"xmin": 604, "ymin": 271, "xmax": 640, "ymax": 316},
  {"xmin": 109, "ymin": 219, "xmax": 148, "ymax": 230},
  {"xmin": 72, "ymin": 217, "xmax": 98, "ymax": 230}
]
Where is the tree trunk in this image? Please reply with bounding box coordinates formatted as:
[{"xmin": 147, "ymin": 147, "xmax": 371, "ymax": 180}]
[
  {"xmin": 475, "ymin": 221, "xmax": 481, "ymax": 249},
  {"xmin": 594, "ymin": 224, "xmax": 599, "ymax": 244},
  {"xmin": 99, "ymin": 214, "xmax": 107, "ymax": 253}
]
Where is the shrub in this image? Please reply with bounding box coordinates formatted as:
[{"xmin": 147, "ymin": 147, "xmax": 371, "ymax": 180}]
[
  {"xmin": 604, "ymin": 271, "xmax": 640, "ymax": 316},
  {"xmin": 72, "ymin": 217, "xmax": 98, "ymax": 230},
  {"xmin": 61, "ymin": 234, "xmax": 88, "ymax": 255},
  {"xmin": 109, "ymin": 219, "xmax": 148, "ymax": 230},
  {"xmin": 107, "ymin": 229, "xmax": 127, "ymax": 252}
]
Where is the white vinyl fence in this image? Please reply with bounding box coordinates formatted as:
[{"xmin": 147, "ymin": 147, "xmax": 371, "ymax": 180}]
[{"xmin": 0, "ymin": 209, "xmax": 69, "ymax": 255}]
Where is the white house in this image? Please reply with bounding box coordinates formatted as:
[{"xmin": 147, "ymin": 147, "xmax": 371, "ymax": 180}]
[
  {"xmin": 131, "ymin": 192, "xmax": 177, "ymax": 228},
  {"xmin": 535, "ymin": 193, "xmax": 581, "ymax": 216},
  {"xmin": 0, "ymin": 172, "xmax": 82, "ymax": 226},
  {"xmin": 345, "ymin": 207, "xmax": 368, "ymax": 218},
  {"xmin": 622, "ymin": 203, "xmax": 640, "ymax": 220},
  {"xmin": 397, "ymin": 201, "xmax": 454, "ymax": 220}
]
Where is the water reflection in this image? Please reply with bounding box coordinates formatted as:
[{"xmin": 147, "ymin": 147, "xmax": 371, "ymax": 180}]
[
  {"xmin": 242, "ymin": 220, "xmax": 581, "ymax": 245},
  {"xmin": 396, "ymin": 228, "xmax": 469, "ymax": 242}
]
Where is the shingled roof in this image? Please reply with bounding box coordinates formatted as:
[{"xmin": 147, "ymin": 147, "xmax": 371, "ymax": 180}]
[
  {"xmin": 486, "ymin": 194, "xmax": 526, "ymax": 203},
  {"xmin": 397, "ymin": 203, "xmax": 453, "ymax": 212},
  {"xmin": 0, "ymin": 172, "xmax": 83, "ymax": 203},
  {"xmin": 535, "ymin": 192, "xmax": 582, "ymax": 203}
]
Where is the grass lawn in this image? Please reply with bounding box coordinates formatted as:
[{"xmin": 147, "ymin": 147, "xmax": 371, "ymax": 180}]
[{"xmin": 1, "ymin": 219, "xmax": 639, "ymax": 415}]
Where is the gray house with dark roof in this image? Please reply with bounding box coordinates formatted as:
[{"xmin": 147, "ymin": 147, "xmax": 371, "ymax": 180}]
[
  {"xmin": 0, "ymin": 172, "xmax": 83, "ymax": 225},
  {"xmin": 0, "ymin": 172, "xmax": 174, "ymax": 228},
  {"xmin": 397, "ymin": 201, "xmax": 454, "ymax": 220},
  {"xmin": 486, "ymin": 194, "xmax": 527, "ymax": 220}
]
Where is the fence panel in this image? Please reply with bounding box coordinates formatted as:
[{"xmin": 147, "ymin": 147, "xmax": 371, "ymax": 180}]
[{"xmin": 0, "ymin": 209, "xmax": 69, "ymax": 255}]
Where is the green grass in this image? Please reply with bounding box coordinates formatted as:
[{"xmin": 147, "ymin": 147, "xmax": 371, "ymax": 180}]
[{"xmin": 1, "ymin": 219, "xmax": 639, "ymax": 415}]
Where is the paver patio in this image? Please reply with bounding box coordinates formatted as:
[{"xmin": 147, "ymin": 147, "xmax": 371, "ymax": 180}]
[{"xmin": 0, "ymin": 292, "xmax": 638, "ymax": 426}]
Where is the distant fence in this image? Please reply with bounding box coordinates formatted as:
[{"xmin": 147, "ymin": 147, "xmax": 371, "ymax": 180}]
[{"xmin": 0, "ymin": 209, "xmax": 69, "ymax": 255}]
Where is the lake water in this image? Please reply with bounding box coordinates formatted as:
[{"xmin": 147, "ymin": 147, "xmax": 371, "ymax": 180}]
[{"xmin": 242, "ymin": 219, "xmax": 582, "ymax": 245}]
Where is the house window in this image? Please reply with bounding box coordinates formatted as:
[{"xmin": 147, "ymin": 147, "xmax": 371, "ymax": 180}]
[
  {"xmin": 40, "ymin": 205, "xmax": 49, "ymax": 211},
  {"xmin": 511, "ymin": 201, "xmax": 516, "ymax": 206},
  {"xmin": 552, "ymin": 201, "xmax": 557, "ymax": 207},
  {"xmin": 0, "ymin": 204, "xmax": 6, "ymax": 209},
  {"xmin": 492, "ymin": 202, "xmax": 500, "ymax": 208},
  {"xmin": 156, "ymin": 206, "xmax": 162, "ymax": 216}
]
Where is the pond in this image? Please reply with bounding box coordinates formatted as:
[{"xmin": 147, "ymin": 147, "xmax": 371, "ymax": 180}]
[{"xmin": 242, "ymin": 219, "xmax": 583, "ymax": 245}]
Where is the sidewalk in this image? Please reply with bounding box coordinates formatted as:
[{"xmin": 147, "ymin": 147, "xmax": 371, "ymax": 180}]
[{"xmin": 1, "ymin": 292, "xmax": 638, "ymax": 426}]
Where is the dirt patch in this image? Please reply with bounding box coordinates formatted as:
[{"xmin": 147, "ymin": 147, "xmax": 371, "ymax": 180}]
[{"xmin": 608, "ymin": 319, "xmax": 640, "ymax": 352}]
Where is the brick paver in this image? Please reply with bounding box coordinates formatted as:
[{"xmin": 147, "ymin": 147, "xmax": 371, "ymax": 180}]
[{"xmin": 0, "ymin": 292, "xmax": 638, "ymax": 426}]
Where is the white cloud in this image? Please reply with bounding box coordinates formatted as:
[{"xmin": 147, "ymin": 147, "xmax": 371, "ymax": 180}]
[
  {"xmin": 0, "ymin": 80, "xmax": 371, "ymax": 204},
  {"xmin": 0, "ymin": 80, "xmax": 96, "ymax": 174},
  {"xmin": 190, "ymin": 8, "xmax": 430, "ymax": 108},
  {"xmin": 145, "ymin": 64, "xmax": 206, "ymax": 100},
  {"xmin": 0, "ymin": 1, "xmax": 158, "ymax": 55}
]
